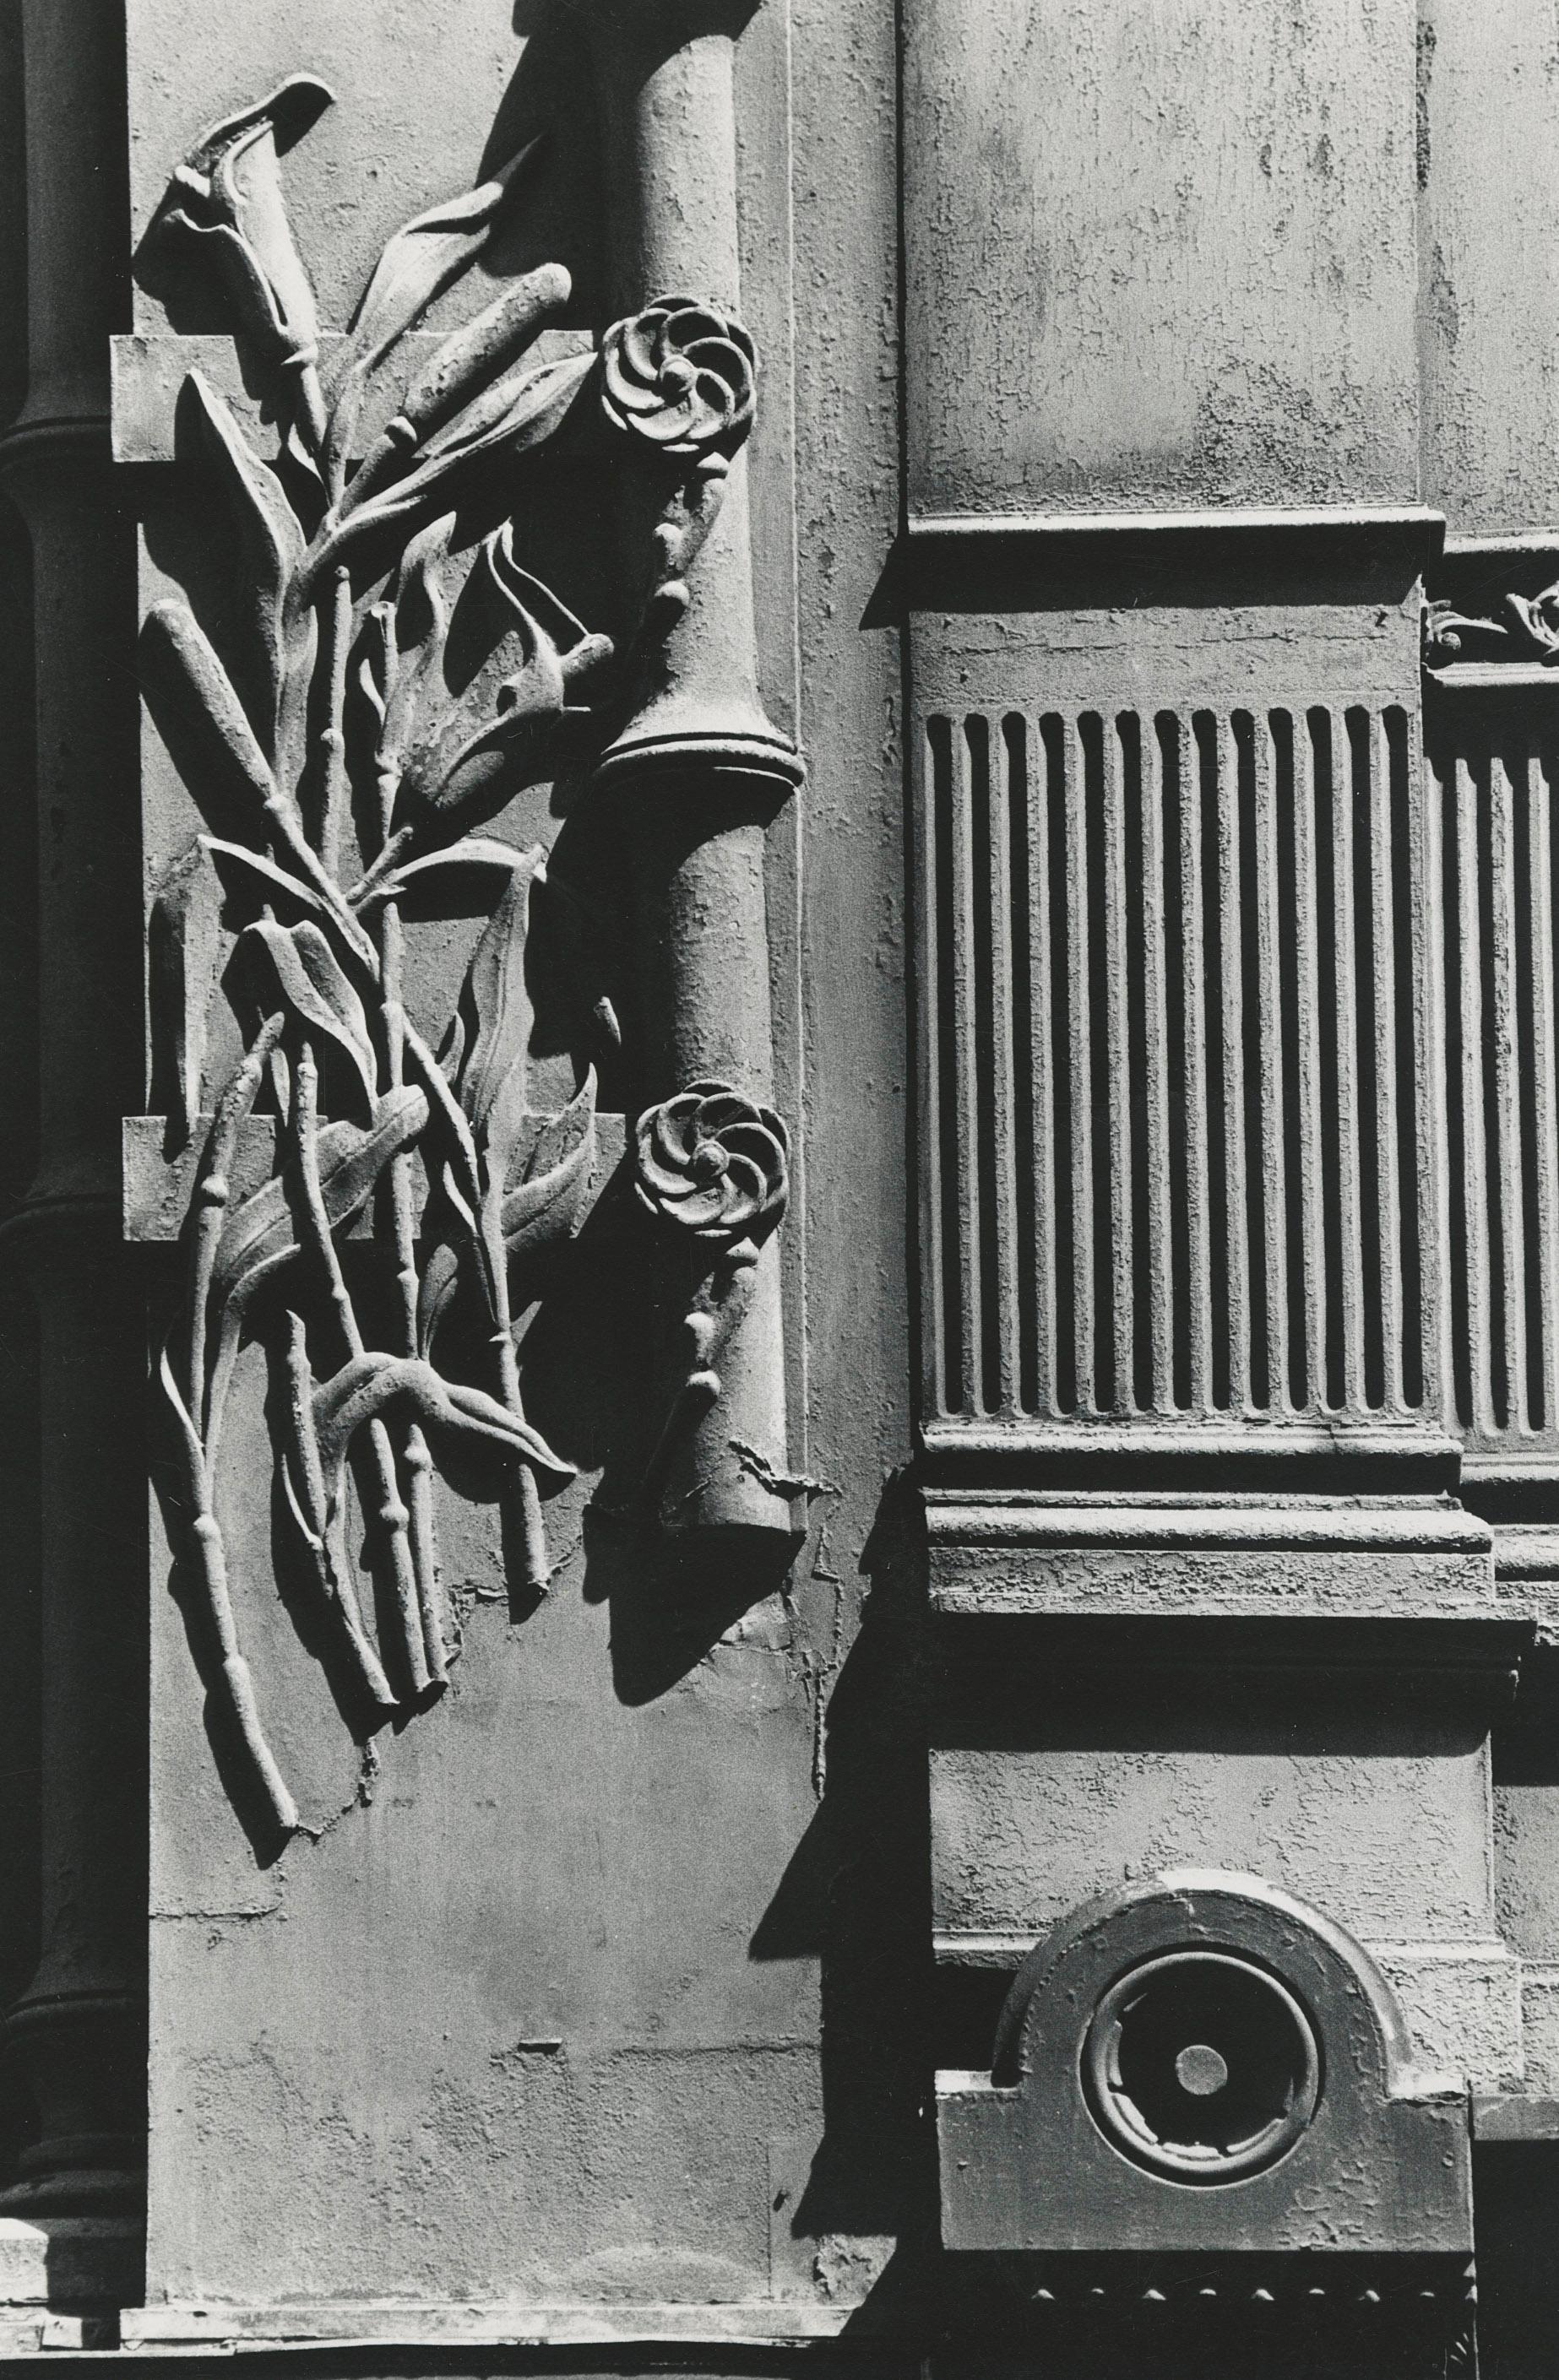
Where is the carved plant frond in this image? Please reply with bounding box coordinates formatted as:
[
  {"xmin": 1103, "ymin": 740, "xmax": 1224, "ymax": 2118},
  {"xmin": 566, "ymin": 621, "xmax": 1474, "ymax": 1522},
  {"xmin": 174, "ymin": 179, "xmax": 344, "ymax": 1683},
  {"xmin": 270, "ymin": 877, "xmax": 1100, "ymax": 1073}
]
[
  {"xmin": 242, "ymin": 919, "xmax": 380, "ymax": 1112},
  {"xmin": 209, "ymin": 1083, "xmax": 429, "ymax": 1311},
  {"xmin": 502, "ymin": 1067, "xmax": 596, "ymax": 1264},
  {"xmin": 415, "ymin": 1233, "xmax": 464, "ymax": 1360},
  {"xmin": 1424, "ymin": 584, "xmax": 1559, "ymax": 670},
  {"xmin": 403, "ymin": 265, "xmax": 572, "ymax": 437},
  {"xmin": 417, "ymin": 1068, "xmax": 597, "ymax": 1357},
  {"xmin": 370, "ymin": 512, "xmax": 458, "ymax": 774},
  {"xmin": 352, "ymin": 263, "xmax": 573, "ymax": 502},
  {"xmin": 397, "ymin": 553, "xmax": 600, "ymax": 821}
]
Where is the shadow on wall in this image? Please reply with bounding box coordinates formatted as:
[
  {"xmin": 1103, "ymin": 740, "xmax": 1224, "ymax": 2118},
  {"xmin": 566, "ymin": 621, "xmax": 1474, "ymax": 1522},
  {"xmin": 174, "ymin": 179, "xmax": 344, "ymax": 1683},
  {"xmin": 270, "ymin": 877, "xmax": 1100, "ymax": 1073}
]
[{"xmin": 751, "ymin": 1469, "xmax": 938, "ymax": 2331}]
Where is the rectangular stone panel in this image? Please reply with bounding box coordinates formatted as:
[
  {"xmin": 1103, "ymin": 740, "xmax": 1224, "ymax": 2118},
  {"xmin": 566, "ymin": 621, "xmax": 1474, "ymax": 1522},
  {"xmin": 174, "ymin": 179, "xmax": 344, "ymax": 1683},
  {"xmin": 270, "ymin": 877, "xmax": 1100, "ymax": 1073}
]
[{"xmin": 903, "ymin": 0, "xmax": 1420, "ymax": 514}]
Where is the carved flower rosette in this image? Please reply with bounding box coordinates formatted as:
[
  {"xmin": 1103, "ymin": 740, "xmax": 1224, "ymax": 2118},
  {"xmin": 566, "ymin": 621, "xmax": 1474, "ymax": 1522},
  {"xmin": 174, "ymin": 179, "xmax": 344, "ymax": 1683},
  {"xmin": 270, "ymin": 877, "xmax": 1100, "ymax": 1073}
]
[
  {"xmin": 600, "ymin": 295, "xmax": 756, "ymax": 460},
  {"xmin": 634, "ymin": 1081, "xmax": 789, "ymax": 1251}
]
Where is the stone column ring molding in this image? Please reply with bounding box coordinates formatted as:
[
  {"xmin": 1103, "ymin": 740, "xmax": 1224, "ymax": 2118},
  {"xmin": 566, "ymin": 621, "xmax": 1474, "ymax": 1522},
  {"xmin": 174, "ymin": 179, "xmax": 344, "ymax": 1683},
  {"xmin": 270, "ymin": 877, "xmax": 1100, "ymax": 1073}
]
[{"xmin": 584, "ymin": 0, "xmax": 807, "ymax": 1545}]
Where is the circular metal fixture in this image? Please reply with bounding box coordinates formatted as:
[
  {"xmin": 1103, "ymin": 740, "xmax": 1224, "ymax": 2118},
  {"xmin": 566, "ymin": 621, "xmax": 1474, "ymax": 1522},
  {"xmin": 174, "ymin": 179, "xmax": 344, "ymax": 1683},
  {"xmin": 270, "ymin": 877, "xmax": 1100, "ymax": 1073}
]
[{"xmin": 1082, "ymin": 1949, "xmax": 1321, "ymax": 2184}]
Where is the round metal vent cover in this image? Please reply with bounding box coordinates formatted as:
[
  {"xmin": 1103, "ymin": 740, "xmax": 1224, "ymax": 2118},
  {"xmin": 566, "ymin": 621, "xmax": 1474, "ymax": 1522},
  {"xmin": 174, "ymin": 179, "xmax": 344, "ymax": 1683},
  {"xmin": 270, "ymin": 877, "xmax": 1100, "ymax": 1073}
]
[{"xmin": 1081, "ymin": 1949, "xmax": 1321, "ymax": 2184}]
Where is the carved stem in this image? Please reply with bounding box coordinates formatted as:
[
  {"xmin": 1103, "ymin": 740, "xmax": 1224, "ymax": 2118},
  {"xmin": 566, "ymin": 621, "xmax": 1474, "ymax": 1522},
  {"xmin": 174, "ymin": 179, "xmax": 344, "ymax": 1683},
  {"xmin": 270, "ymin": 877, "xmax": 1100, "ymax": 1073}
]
[
  {"xmin": 187, "ymin": 1513, "xmax": 298, "ymax": 1838},
  {"xmin": 378, "ymin": 816, "xmax": 449, "ymax": 1683},
  {"xmin": 294, "ymin": 1041, "xmax": 430, "ymax": 1700},
  {"xmin": 318, "ymin": 566, "xmax": 353, "ymax": 880},
  {"xmin": 188, "ymin": 1011, "xmax": 286, "ymax": 1429},
  {"xmin": 484, "ymin": 1200, "xmax": 550, "ymax": 1595},
  {"xmin": 162, "ymin": 1345, "xmax": 296, "ymax": 1836},
  {"xmin": 283, "ymin": 1309, "xmax": 395, "ymax": 1711}
]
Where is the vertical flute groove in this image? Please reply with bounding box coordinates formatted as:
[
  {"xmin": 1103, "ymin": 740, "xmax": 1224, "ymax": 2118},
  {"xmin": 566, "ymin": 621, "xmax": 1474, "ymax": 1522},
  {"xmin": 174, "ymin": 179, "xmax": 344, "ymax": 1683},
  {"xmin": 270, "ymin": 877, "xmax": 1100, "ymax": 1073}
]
[
  {"xmin": 1530, "ymin": 743, "xmax": 1559, "ymax": 1437},
  {"xmin": 1372, "ymin": 711, "xmax": 1405, "ymax": 1413},
  {"xmin": 1457, "ymin": 751, "xmax": 1496, "ymax": 1436},
  {"xmin": 1178, "ymin": 713, "xmax": 1213, "ymax": 1413},
  {"xmin": 950, "ymin": 716, "xmax": 981, "ymax": 1413},
  {"xmin": 1489, "ymin": 747, "xmax": 1528, "ymax": 1433},
  {"xmin": 1065, "ymin": 714, "xmax": 1095, "ymax": 1413},
  {"xmin": 921, "ymin": 719, "xmax": 950, "ymax": 1418},
  {"xmin": 1029, "ymin": 718, "xmax": 1058, "ymax": 1417},
  {"xmin": 1252, "ymin": 710, "xmax": 1289, "ymax": 1412},
  {"xmin": 1216, "ymin": 714, "xmax": 1251, "ymax": 1412},
  {"xmin": 1331, "ymin": 706, "xmax": 1367, "ymax": 1412},
  {"xmin": 986, "ymin": 714, "xmax": 1022, "ymax": 1413},
  {"xmin": 1103, "ymin": 713, "xmax": 1134, "ymax": 1413},
  {"xmin": 1292, "ymin": 709, "xmax": 1327, "ymax": 1413},
  {"xmin": 1140, "ymin": 713, "xmax": 1173, "ymax": 1411}
]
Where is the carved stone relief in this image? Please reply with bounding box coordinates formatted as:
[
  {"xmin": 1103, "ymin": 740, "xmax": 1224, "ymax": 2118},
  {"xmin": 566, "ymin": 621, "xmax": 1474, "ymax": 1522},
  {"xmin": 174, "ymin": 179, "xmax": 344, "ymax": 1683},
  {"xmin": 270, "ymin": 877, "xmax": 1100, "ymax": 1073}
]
[{"xmin": 131, "ymin": 64, "xmax": 797, "ymax": 1837}]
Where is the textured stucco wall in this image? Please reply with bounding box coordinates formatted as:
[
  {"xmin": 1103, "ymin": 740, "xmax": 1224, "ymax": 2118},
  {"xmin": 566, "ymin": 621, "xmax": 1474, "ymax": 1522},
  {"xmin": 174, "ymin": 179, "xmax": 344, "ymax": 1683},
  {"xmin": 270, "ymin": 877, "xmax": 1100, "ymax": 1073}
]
[{"xmin": 904, "ymin": 0, "xmax": 1420, "ymax": 514}]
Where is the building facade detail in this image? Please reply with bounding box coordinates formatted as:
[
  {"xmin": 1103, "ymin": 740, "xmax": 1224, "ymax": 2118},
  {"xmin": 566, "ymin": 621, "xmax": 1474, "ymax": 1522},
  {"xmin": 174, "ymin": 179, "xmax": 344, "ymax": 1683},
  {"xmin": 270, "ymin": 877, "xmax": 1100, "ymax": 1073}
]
[{"xmin": 8, "ymin": 0, "xmax": 1559, "ymax": 2371}]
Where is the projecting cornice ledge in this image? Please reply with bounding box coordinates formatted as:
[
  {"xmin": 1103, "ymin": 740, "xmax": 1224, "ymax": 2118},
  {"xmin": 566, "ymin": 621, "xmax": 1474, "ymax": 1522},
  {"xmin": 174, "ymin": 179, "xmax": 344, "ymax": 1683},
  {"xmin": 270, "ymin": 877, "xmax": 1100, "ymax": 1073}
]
[{"xmin": 871, "ymin": 504, "xmax": 1445, "ymax": 616}]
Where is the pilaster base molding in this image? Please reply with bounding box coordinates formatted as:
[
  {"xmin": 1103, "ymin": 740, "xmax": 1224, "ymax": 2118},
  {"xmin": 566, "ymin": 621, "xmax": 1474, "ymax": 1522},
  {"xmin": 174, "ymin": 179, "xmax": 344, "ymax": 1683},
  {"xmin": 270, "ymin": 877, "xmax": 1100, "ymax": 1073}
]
[
  {"xmin": 925, "ymin": 1488, "xmax": 1500, "ymax": 1619},
  {"xmin": 0, "ymin": 1992, "xmax": 145, "ymax": 2220}
]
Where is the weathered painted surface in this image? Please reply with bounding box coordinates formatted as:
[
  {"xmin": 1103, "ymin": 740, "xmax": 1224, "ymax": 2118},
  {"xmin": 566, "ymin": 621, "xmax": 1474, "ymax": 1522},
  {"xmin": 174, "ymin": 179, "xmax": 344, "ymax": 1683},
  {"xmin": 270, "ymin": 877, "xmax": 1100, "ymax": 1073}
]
[
  {"xmin": 1419, "ymin": 0, "xmax": 1559, "ymax": 538},
  {"xmin": 904, "ymin": 0, "xmax": 1420, "ymax": 514}
]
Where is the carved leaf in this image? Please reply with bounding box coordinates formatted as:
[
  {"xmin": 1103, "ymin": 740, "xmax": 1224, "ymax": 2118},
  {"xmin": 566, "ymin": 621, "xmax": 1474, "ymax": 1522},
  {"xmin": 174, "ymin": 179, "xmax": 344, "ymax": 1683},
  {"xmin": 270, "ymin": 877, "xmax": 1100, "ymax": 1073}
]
[
  {"xmin": 182, "ymin": 371, "xmax": 312, "ymax": 764},
  {"xmin": 201, "ymin": 836, "xmax": 335, "ymax": 927},
  {"xmin": 502, "ymin": 1068, "xmax": 596, "ymax": 1260},
  {"xmin": 456, "ymin": 846, "xmax": 544, "ymax": 1179},
  {"xmin": 160, "ymin": 1336, "xmax": 208, "ymax": 1482},
  {"xmin": 242, "ymin": 919, "xmax": 378, "ymax": 1110},
  {"xmin": 311, "ymin": 1351, "xmax": 573, "ymax": 1487},
  {"xmin": 375, "ymin": 513, "xmax": 457, "ymax": 773},
  {"xmin": 415, "ymin": 1232, "xmax": 463, "ymax": 1360},
  {"xmin": 334, "ymin": 133, "xmax": 545, "ymax": 384},
  {"xmin": 356, "ymin": 836, "xmax": 540, "ymax": 911},
  {"xmin": 149, "ymin": 845, "xmax": 220, "ymax": 1142},
  {"xmin": 280, "ymin": 1310, "xmax": 331, "ymax": 1542},
  {"xmin": 454, "ymin": 847, "xmax": 545, "ymax": 1199},
  {"xmin": 413, "ymin": 348, "xmax": 591, "ymax": 476},
  {"xmin": 210, "ymin": 1084, "xmax": 428, "ymax": 1309}
]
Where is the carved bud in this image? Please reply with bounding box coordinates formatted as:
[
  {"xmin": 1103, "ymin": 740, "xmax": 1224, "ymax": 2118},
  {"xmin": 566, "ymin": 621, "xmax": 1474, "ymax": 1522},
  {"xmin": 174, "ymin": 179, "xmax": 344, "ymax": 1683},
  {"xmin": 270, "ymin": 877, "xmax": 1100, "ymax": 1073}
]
[
  {"xmin": 600, "ymin": 295, "xmax": 756, "ymax": 460},
  {"xmin": 158, "ymin": 77, "xmax": 332, "ymax": 389},
  {"xmin": 394, "ymin": 519, "xmax": 613, "ymax": 820},
  {"xmin": 635, "ymin": 1082, "xmax": 789, "ymax": 1247}
]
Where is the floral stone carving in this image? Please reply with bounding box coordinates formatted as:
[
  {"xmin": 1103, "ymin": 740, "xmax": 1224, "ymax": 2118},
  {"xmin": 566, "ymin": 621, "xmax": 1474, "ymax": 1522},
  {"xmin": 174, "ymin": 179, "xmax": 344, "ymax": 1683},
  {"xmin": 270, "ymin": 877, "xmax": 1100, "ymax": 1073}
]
[
  {"xmin": 632, "ymin": 1082, "xmax": 790, "ymax": 1510},
  {"xmin": 140, "ymin": 79, "xmax": 762, "ymax": 1835}
]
